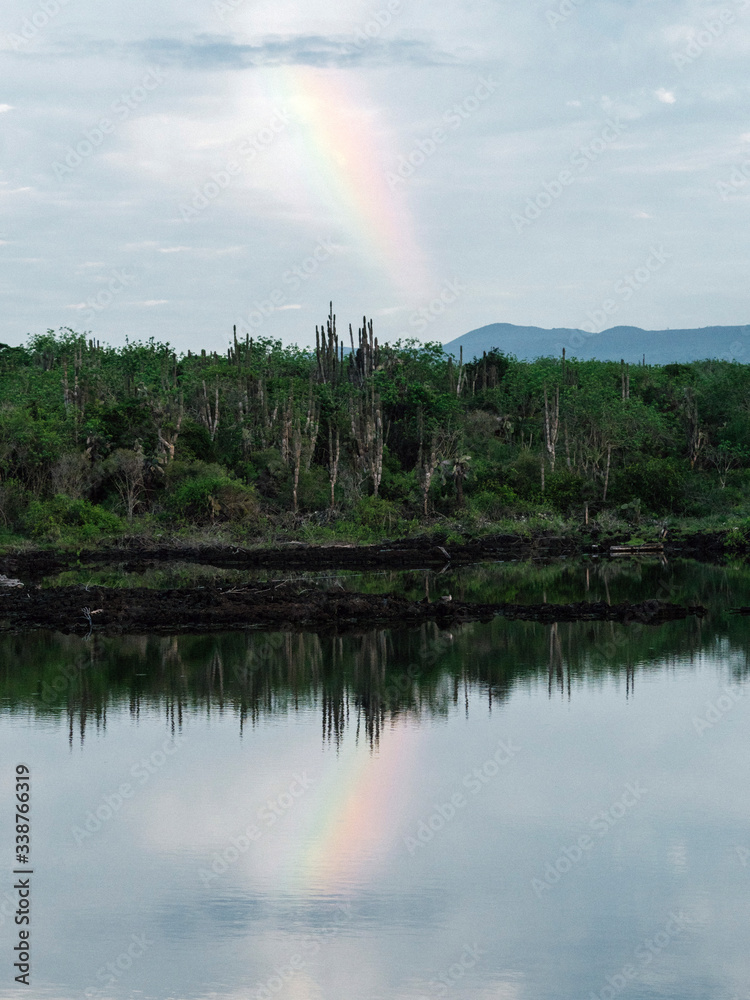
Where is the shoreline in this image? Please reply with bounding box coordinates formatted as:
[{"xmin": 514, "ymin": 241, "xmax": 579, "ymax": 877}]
[
  {"xmin": 0, "ymin": 526, "xmax": 737, "ymax": 582},
  {"xmin": 0, "ymin": 583, "xmax": 706, "ymax": 635}
]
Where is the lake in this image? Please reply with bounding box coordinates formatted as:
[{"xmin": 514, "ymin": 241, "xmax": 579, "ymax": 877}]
[{"xmin": 1, "ymin": 558, "xmax": 749, "ymax": 1000}]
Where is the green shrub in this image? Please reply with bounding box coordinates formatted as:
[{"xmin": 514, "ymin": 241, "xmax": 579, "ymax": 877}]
[
  {"xmin": 354, "ymin": 496, "xmax": 413, "ymax": 535},
  {"xmin": 610, "ymin": 458, "xmax": 687, "ymax": 515},
  {"xmin": 23, "ymin": 495, "xmax": 124, "ymax": 541},
  {"xmin": 470, "ymin": 485, "xmax": 520, "ymax": 519},
  {"xmin": 166, "ymin": 475, "xmax": 259, "ymax": 524},
  {"xmin": 507, "ymin": 450, "xmax": 544, "ymax": 502},
  {"xmin": 175, "ymin": 419, "xmax": 216, "ymax": 463},
  {"xmin": 380, "ymin": 467, "xmax": 420, "ymax": 509},
  {"xmin": 0, "ymin": 478, "xmax": 32, "ymax": 530},
  {"xmin": 543, "ymin": 470, "xmax": 591, "ymax": 515}
]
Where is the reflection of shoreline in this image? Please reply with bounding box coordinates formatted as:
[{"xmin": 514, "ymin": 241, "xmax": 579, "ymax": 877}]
[{"xmin": 0, "ymin": 596, "xmax": 746, "ymax": 744}]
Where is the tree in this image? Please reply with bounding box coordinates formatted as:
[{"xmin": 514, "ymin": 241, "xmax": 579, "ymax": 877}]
[{"xmin": 109, "ymin": 444, "xmax": 146, "ymax": 521}]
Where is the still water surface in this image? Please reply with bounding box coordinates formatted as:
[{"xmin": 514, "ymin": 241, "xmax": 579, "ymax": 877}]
[{"xmin": 1, "ymin": 560, "xmax": 749, "ymax": 1000}]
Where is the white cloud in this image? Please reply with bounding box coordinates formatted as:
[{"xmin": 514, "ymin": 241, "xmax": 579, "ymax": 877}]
[
  {"xmin": 0, "ymin": 104, "xmax": 13, "ymax": 113},
  {"xmin": 655, "ymin": 87, "xmax": 676, "ymax": 104}
]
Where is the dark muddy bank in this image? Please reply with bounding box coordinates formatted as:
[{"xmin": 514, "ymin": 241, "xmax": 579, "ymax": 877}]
[
  {"xmin": 0, "ymin": 582, "xmax": 706, "ymax": 635},
  {"xmin": 0, "ymin": 529, "xmax": 733, "ymax": 583}
]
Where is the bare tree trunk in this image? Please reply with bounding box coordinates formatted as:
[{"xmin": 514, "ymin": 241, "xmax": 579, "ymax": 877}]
[
  {"xmin": 372, "ymin": 390, "xmax": 383, "ymax": 498},
  {"xmin": 683, "ymin": 388, "xmax": 705, "ymax": 469},
  {"xmin": 200, "ymin": 381, "xmax": 220, "ymax": 441},
  {"xmin": 544, "ymin": 386, "xmax": 560, "ymax": 473},
  {"xmin": 420, "ymin": 434, "xmax": 438, "ymax": 517},
  {"xmin": 292, "ymin": 419, "xmax": 302, "ymax": 514},
  {"xmin": 602, "ymin": 444, "xmax": 612, "ymax": 501},
  {"xmin": 328, "ymin": 426, "xmax": 340, "ymax": 509},
  {"xmin": 155, "ymin": 395, "xmax": 184, "ymax": 465},
  {"xmin": 281, "ymin": 392, "xmax": 293, "ymax": 466},
  {"xmin": 112, "ymin": 444, "xmax": 145, "ymax": 521},
  {"xmin": 349, "ymin": 388, "xmax": 384, "ymax": 497},
  {"xmin": 303, "ymin": 390, "xmax": 320, "ymax": 472}
]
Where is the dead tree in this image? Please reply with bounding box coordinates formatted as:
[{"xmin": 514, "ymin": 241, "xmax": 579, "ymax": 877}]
[
  {"xmin": 153, "ymin": 394, "xmax": 184, "ymax": 465},
  {"xmin": 291, "ymin": 418, "xmax": 303, "ymax": 514},
  {"xmin": 621, "ymin": 360, "xmax": 630, "ymax": 400},
  {"xmin": 349, "ymin": 386, "xmax": 384, "ymax": 497},
  {"xmin": 281, "ymin": 391, "xmax": 293, "ymax": 466},
  {"xmin": 302, "ymin": 386, "xmax": 320, "ymax": 472},
  {"xmin": 199, "ymin": 380, "xmax": 220, "ymax": 441},
  {"xmin": 417, "ymin": 430, "xmax": 439, "ymax": 517},
  {"xmin": 456, "ymin": 345, "xmax": 465, "ymax": 397},
  {"xmin": 287, "ymin": 387, "xmax": 320, "ymax": 512},
  {"xmin": 110, "ymin": 443, "xmax": 146, "ymax": 521},
  {"xmin": 602, "ymin": 444, "xmax": 612, "ymax": 502},
  {"xmin": 544, "ymin": 386, "xmax": 560, "ymax": 472},
  {"xmin": 328, "ymin": 425, "xmax": 341, "ymax": 510},
  {"xmin": 682, "ymin": 388, "xmax": 706, "ymax": 469}
]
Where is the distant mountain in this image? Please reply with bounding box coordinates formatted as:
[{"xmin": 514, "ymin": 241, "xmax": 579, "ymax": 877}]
[{"xmin": 443, "ymin": 323, "xmax": 750, "ymax": 365}]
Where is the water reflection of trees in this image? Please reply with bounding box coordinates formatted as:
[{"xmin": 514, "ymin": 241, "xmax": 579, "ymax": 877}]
[{"xmin": 2, "ymin": 600, "xmax": 749, "ymax": 745}]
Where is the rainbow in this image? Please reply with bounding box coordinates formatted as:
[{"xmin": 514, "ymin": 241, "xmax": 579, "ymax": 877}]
[
  {"xmin": 271, "ymin": 65, "xmax": 434, "ymax": 300},
  {"xmin": 289, "ymin": 722, "xmax": 420, "ymax": 895}
]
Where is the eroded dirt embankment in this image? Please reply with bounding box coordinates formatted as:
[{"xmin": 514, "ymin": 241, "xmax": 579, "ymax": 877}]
[{"xmin": 0, "ymin": 583, "xmax": 706, "ymax": 635}]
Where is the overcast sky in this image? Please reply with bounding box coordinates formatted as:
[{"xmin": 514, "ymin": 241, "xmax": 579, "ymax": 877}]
[{"xmin": 1, "ymin": 0, "xmax": 749, "ymax": 354}]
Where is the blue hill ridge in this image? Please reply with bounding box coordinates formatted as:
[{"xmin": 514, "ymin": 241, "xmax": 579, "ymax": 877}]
[{"xmin": 443, "ymin": 323, "xmax": 750, "ymax": 365}]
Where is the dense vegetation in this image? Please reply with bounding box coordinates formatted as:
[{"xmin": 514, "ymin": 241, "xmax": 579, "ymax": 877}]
[{"xmin": 1, "ymin": 308, "xmax": 749, "ymax": 545}]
